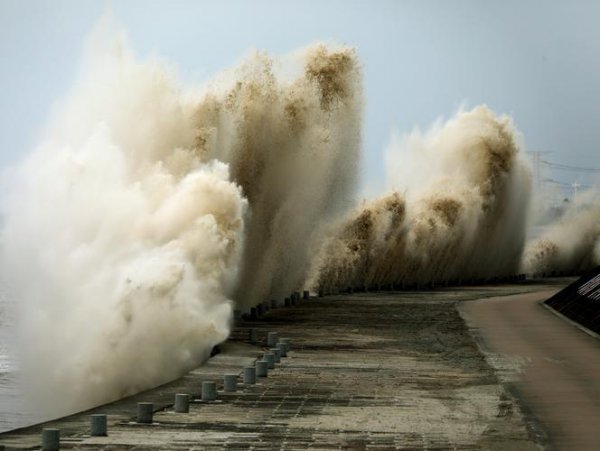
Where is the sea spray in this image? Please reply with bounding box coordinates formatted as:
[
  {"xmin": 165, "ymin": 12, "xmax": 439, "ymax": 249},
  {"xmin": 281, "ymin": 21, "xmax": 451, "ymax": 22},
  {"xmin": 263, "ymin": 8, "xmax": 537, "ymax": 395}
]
[
  {"xmin": 307, "ymin": 106, "xmax": 531, "ymax": 291},
  {"xmin": 522, "ymin": 193, "xmax": 600, "ymax": 275},
  {"xmin": 190, "ymin": 45, "xmax": 362, "ymax": 307},
  {"xmin": 0, "ymin": 26, "xmax": 246, "ymax": 415},
  {"xmin": 0, "ymin": 19, "xmax": 362, "ymax": 415}
]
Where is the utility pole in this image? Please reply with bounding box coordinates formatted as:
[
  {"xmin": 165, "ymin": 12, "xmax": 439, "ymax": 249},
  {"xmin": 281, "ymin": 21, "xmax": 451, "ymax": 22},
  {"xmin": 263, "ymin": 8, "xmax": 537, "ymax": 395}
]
[
  {"xmin": 527, "ymin": 150, "xmax": 552, "ymax": 209},
  {"xmin": 571, "ymin": 182, "xmax": 580, "ymax": 203},
  {"xmin": 527, "ymin": 150, "xmax": 552, "ymax": 192}
]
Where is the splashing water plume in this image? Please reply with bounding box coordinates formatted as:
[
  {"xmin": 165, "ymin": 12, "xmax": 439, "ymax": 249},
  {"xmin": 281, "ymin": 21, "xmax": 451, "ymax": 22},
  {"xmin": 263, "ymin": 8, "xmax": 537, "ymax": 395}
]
[
  {"xmin": 191, "ymin": 45, "xmax": 362, "ymax": 307},
  {"xmin": 0, "ymin": 25, "xmax": 246, "ymax": 415},
  {"xmin": 0, "ymin": 20, "xmax": 361, "ymax": 416},
  {"xmin": 307, "ymin": 106, "xmax": 532, "ymax": 291},
  {"xmin": 523, "ymin": 193, "xmax": 600, "ymax": 275}
]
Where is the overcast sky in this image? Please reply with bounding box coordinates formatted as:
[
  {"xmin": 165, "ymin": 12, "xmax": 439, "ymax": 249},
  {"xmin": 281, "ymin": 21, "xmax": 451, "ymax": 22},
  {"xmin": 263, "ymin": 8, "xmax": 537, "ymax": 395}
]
[{"xmin": 1, "ymin": 0, "xmax": 599, "ymax": 197}]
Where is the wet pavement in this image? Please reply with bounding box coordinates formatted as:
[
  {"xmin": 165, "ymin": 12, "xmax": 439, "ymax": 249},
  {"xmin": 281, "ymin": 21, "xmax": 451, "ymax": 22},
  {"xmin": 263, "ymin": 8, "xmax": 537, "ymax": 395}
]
[{"xmin": 0, "ymin": 282, "xmax": 571, "ymax": 450}]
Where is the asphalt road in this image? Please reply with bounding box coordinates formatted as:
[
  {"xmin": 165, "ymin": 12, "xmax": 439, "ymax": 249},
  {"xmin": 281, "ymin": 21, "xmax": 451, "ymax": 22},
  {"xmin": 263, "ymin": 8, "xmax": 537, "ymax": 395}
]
[{"xmin": 461, "ymin": 290, "xmax": 600, "ymax": 451}]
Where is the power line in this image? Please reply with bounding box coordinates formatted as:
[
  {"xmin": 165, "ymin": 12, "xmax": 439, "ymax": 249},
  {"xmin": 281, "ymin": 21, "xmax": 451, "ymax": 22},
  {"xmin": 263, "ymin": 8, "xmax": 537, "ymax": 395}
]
[
  {"xmin": 540, "ymin": 160, "xmax": 600, "ymax": 173},
  {"xmin": 543, "ymin": 178, "xmax": 591, "ymax": 189}
]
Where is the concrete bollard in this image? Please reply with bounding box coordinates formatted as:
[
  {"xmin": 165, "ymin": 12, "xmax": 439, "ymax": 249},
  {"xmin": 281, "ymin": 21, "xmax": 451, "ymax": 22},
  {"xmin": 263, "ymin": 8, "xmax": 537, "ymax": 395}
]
[
  {"xmin": 279, "ymin": 339, "xmax": 291, "ymax": 354},
  {"xmin": 137, "ymin": 402, "xmax": 153, "ymax": 424},
  {"xmin": 271, "ymin": 347, "xmax": 281, "ymax": 363},
  {"xmin": 224, "ymin": 374, "xmax": 237, "ymax": 392},
  {"xmin": 42, "ymin": 428, "xmax": 60, "ymax": 451},
  {"xmin": 270, "ymin": 299, "xmax": 278, "ymax": 309},
  {"xmin": 284, "ymin": 297, "xmax": 291, "ymax": 307},
  {"xmin": 276, "ymin": 342, "xmax": 287, "ymax": 357},
  {"xmin": 90, "ymin": 414, "xmax": 107, "ymax": 436},
  {"xmin": 249, "ymin": 328, "xmax": 258, "ymax": 344},
  {"xmin": 267, "ymin": 331, "xmax": 278, "ymax": 347},
  {"xmin": 202, "ymin": 381, "xmax": 217, "ymax": 401},
  {"xmin": 243, "ymin": 366, "xmax": 256, "ymax": 384},
  {"xmin": 256, "ymin": 360, "xmax": 268, "ymax": 377},
  {"xmin": 303, "ymin": 290, "xmax": 309, "ymax": 300},
  {"xmin": 174, "ymin": 394, "xmax": 189, "ymax": 413},
  {"xmin": 264, "ymin": 352, "xmax": 275, "ymax": 369}
]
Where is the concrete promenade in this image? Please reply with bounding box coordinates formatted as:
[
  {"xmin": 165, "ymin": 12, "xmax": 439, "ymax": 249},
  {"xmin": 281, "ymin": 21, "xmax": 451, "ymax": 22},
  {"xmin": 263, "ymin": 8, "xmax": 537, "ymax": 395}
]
[{"xmin": 0, "ymin": 282, "xmax": 574, "ymax": 450}]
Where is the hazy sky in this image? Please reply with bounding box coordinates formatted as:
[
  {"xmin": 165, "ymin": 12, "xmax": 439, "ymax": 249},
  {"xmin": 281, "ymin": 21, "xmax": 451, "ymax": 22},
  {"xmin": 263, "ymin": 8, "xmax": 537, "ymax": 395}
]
[{"xmin": 1, "ymin": 0, "xmax": 599, "ymax": 196}]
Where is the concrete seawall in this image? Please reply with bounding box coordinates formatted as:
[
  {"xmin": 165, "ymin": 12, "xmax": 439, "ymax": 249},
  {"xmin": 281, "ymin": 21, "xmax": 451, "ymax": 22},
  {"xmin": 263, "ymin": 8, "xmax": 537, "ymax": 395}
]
[{"xmin": 0, "ymin": 281, "xmax": 576, "ymax": 450}]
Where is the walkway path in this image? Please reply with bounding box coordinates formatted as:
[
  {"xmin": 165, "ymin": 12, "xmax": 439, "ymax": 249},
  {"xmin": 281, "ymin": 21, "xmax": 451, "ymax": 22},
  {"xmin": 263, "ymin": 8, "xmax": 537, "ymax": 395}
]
[
  {"xmin": 461, "ymin": 290, "xmax": 600, "ymax": 451},
  {"xmin": 2, "ymin": 285, "xmax": 548, "ymax": 450}
]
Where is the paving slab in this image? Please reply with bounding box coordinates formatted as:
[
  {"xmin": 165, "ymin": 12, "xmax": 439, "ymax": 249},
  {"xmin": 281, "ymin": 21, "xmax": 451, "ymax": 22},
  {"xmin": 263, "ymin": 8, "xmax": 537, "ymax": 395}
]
[{"xmin": 0, "ymin": 283, "xmax": 560, "ymax": 450}]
